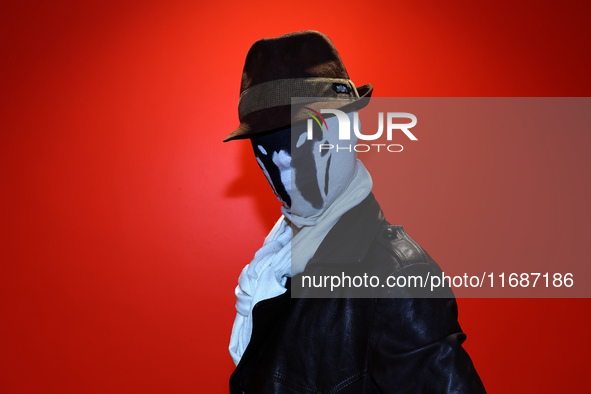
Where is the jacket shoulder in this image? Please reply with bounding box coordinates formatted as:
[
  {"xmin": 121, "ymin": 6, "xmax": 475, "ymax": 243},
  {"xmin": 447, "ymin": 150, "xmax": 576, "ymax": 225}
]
[{"xmin": 375, "ymin": 223, "xmax": 435, "ymax": 270}]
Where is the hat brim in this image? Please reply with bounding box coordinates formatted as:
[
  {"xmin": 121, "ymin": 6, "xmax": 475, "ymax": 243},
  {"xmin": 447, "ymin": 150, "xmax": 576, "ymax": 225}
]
[{"xmin": 223, "ymin": 83, "xmax": 373, "ymax": 142}]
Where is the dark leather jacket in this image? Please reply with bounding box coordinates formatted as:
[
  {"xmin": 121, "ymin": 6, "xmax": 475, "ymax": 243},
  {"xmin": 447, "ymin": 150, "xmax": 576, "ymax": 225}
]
[{"xmin": 230, "ymin": 194, "xmax": 485, "ymax": 393}]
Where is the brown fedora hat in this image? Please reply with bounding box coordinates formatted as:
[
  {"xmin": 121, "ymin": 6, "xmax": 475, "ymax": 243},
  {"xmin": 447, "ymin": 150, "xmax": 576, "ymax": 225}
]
[{"xmin": 223, "ymin": 30, "xmax": 373, "ymax": 142}]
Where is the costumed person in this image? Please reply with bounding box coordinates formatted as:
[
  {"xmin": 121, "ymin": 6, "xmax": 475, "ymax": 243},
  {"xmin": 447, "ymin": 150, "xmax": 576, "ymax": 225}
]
[{"xmin": 225, "ymin": 31, "xmax": 485, "ymax": 393}]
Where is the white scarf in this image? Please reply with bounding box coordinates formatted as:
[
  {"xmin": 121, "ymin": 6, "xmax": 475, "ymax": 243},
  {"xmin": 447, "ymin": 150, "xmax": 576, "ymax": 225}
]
[{"xmin": 229, "ymin": 160, "xmax": 373, "ymax": 365}]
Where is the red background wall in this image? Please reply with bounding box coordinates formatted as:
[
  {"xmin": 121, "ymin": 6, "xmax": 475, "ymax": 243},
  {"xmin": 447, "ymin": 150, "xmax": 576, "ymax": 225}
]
[{"xmin": 2, "ymin": 1, "xmax": 590, "ymax": 392}]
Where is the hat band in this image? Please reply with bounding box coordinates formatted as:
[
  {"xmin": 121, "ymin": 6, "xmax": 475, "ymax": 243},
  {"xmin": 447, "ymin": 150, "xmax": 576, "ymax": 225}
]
[{"xmin": 238, "ymin": 77, "xmax": 359, "ymax": 120}]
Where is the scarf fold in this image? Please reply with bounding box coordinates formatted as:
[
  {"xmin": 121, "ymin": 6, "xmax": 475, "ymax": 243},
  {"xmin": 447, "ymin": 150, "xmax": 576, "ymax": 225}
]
[{"xmin": 229, "ymin": 160, "xmax": 373, "ymax": 365}]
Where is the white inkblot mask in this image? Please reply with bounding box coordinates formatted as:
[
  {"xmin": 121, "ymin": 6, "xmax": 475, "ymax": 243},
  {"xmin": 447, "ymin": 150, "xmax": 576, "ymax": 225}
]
[{"xmin": 250, "ymin": 112, "xmax": 360, "ymax": 227}]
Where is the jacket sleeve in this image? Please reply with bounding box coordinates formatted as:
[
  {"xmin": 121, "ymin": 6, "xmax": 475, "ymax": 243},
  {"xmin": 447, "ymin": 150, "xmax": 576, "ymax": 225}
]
[{"xmin": 369, "ymin": 292, "xmax": 486, "ymax": 393}]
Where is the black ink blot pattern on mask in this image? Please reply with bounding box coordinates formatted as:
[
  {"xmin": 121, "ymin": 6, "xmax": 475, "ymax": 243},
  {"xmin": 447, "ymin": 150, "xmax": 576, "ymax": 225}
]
[
  {"xmin": 320, "ymin": 140, "xmax": 329, "ymax": 157},
  {"xmin": 256, "ymin": 148, "xmax": 291, "ymax": 206},
  {"xmin": 324, "ymin": 154, "xmax": 331, "ymax": 196},
  {"xmin": 292, "ymin": 124, "xmax": 323, "ymax": 210},
  {"xmin": 251, "ymin": 129, "xmax": 292, "ymax": 207}
]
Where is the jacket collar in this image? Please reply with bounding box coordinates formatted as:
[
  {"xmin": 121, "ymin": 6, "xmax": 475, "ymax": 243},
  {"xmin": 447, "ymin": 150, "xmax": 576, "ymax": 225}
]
[
  {"xmin": 231, "ymin": 194, "xmax": 384, "ymax": 385},
  {"xmin": 305, "ymin": 192, "xmax": 385, "ymax": 267}
]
